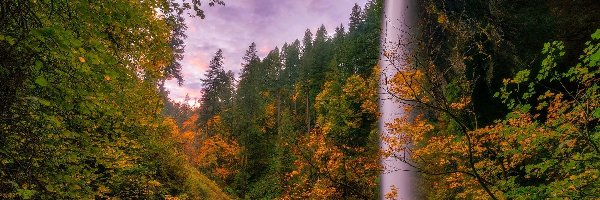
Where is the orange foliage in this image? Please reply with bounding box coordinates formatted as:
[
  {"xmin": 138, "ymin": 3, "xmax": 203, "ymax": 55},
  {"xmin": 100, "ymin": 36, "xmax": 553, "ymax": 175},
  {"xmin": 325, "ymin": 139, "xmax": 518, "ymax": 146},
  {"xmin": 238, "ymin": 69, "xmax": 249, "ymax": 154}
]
[
  {"xmin": 384, "ymin": 185, "xmax": 399, "ymax": 200},
  {"xmin": 284, "ymin": 68, "xmax": 381, "ymax": 199},
  {"xmin": 382, "ymin": 46, "xmax": 600, "ymax": 198},
  {"xmin": 283, "ymin": 131, "xmax": 380, "ymax": 199},
  {"xmin": 170, "ymin": 113, "xmax": 241, "ymax": 183},
  {"xmin": 195, "ymin": 134, "xmax": 241, "ymax": 182},
  {"xmin": 173, "ymin": 114, "xmax": 200, "ymax": 157},
  {"xmin": 389, "ymin": 69, "xmax": 428, "ymax": 103}
]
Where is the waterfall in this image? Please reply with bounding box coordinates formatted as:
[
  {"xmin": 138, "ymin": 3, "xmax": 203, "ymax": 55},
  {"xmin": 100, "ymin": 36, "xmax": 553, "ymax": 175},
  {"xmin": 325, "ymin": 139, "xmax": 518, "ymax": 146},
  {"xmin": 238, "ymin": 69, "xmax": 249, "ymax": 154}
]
[{"xmin": 379, "ymin": 0, "xmax": 416, "ymax": 199}]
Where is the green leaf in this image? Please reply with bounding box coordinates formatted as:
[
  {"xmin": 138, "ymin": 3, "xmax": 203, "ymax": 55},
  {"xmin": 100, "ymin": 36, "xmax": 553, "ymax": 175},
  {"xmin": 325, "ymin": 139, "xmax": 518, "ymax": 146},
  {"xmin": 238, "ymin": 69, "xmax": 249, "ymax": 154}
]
[
  {"xmin": 5, "ymin": 36, "xmax": 15, "ymax": 45},
  {"xmin": 35, "ymin": 77, "xmax": 49, "ymax": 87},
  {"xmin": 48, "ymin": 116, "xmax": 61, "ymax": 126},
  {"xmin": 591, "ymin": 29, "xmax": 600, "ymax": 40},
  {"xmin": 45, "ymin": 184, "xmax": 55, "ymax": 192},
  {"xmin": 593, "ymin": 107, "xmax": 600, "ymax": 119},
  {"xmin": 17, "ymin": 189, "xmax": 35, "ymax": 199},
  {"xmin": 514, "ymin": 69, "xmax": 530, "ymax": 84},
  {"xmin": 34, "ymin": 61, "xmax": 43, "ymax": 71},
  {"xmin": 519, "ymin": 104, "xmax": 532, "ymax": 113},
  {"xmin": 38, "ymin": 98, "xmax": 51, "ymax": 106}
]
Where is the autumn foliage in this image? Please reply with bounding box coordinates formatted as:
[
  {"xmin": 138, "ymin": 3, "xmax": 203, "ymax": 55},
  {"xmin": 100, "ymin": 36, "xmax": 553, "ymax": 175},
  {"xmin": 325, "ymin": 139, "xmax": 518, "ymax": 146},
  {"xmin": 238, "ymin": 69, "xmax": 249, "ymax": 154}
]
[
  {"xmin": 170, "ymin": 114, "xmax": 241, "ymax": 184},
  {"xmin": 284, "ymin": 71, "xmax": 381, "ymax": 199},
  {"xmin": 382, "ymin": 15, "xmax": 599, "ymax": 198},
  {"xmin": 0, "ymin": 0, "xmax": 230, "ymax": 199}
]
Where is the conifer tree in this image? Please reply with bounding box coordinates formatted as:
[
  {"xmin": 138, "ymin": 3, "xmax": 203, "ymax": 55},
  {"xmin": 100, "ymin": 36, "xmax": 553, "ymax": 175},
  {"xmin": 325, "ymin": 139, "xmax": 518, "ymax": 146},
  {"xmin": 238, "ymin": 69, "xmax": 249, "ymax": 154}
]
[
  {"xmin": 199, "ymin": 49, "xmax": 234, "ymax": 135},
  {"xmin": 349, "ymin": 4, "xmax": 363, "ymax": 32}
]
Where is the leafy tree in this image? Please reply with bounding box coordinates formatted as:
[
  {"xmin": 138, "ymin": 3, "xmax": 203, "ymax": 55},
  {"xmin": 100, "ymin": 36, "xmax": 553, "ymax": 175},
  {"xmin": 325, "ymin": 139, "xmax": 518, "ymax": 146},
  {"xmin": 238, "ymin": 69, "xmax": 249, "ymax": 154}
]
[
  {"xmin": 176, "ymin": 1, "xmax": 385, "ymax": 198},
  {"xmin": 284, "ymin": 68, "xmax": 380, "ymax": 199},
  {"xmin": 0, "ymin": 0, "xmax": 229, "ymax": 199},
  {"xmin": 380, "ymin": 0, "xmax": 600, "ymax": 197}
]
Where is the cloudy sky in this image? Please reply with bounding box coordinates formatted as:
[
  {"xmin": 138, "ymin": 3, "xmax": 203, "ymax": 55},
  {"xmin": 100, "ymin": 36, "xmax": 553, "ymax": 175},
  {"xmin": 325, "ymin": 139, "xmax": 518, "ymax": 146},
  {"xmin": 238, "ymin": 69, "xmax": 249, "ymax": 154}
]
[{"xmin": 164, "ymin": 0, "xmax": 369, "ymax": 105}]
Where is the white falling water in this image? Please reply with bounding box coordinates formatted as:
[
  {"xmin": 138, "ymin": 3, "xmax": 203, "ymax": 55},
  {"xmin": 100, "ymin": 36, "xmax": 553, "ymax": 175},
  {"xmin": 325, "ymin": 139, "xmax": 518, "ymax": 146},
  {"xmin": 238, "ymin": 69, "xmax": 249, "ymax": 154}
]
[{"xmin": 379, "ymin": 0, "xmax": 416, "ymax": 199}]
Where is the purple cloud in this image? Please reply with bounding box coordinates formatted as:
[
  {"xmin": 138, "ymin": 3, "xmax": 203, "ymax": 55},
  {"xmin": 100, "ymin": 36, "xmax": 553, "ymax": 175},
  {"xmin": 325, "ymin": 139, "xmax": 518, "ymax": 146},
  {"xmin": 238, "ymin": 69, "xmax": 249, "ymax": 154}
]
[{"xmin": 165, "ymin": 0, "xmax": 370, "ymax": 104}]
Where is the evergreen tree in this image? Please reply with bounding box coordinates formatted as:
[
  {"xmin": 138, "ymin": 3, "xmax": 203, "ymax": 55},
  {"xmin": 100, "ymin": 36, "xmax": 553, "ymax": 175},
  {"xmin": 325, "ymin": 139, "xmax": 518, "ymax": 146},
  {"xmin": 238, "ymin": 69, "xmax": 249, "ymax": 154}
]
[
  {"xmin": 330, "ymin": 24, "xmax": 349, "ymax": 77},
  {"xmin": 261, "ymin": 47, "xmax": 281, "ymax": 90},
  {"xmin": 346, "ymin": 0, "xmax": 382, "ymax": 76},
  {"xmin": 232, "ymin": 43, "xmax": 275, "ymax": 197},
  {"xmin": 199, "ymin": 49, "xmax": 233, "ymax": 135},
  {"xmin": 309, "ymin": 25, "xmax": 333, "ymax": 90},
  {"xmin": 348, "ymin": 3, "xmax": 363, "ymax": 32},
  {"xmin": 280, "ymin": 40, "xmax": 301, "ymax": 109},
  {"xmin": 301, "ymin": 29, "xmax": 313, "ymax": 54}
]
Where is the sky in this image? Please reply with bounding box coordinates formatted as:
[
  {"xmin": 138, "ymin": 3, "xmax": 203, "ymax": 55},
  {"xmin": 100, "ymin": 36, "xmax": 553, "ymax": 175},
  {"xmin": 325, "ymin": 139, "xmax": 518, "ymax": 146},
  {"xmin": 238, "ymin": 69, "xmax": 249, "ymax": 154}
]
[{"xmin": 164, "ymin": 0, "xmax": 369, "ymax": 105}]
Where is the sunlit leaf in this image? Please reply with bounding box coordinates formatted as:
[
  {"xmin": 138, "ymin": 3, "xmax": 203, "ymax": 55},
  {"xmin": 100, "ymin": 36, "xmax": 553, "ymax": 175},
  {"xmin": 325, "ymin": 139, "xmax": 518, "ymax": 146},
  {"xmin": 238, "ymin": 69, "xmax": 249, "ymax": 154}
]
[{"xmin": 35, "ymin": 77, "xmax": 49, "ymax": 87}]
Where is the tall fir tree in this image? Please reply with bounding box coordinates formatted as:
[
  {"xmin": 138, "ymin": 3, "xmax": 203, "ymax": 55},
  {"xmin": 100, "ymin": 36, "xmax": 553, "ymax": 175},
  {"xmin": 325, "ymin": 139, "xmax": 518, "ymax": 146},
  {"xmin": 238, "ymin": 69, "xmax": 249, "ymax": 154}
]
[
  {"xmin": 199, "ymin": 49, "xmax": 233, "ymax": 135},
  {"xmin": 349, "ymin": 3, "xmax": 363, "ymax": 32}
]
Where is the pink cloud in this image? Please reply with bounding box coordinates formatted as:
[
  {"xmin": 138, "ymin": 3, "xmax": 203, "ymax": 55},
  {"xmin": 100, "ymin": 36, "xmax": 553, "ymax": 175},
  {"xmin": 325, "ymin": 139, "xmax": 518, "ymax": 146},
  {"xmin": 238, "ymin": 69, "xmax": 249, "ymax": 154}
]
[
  {"xmin": 186, "ymin": 57, "xmax": 208, "ymax": 71},
  {"xmin": 259, "ymin": 46, "xmax": 271, "ymax": 57}
]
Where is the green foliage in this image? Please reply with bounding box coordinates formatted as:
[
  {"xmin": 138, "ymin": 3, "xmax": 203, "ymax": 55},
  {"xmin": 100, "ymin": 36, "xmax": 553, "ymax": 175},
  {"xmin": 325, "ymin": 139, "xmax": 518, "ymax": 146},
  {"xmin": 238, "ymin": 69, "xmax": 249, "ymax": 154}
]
[
  {"xmin": 183, "ymin": 1, "xmax": 384, "ymax": 198},
  {"xmin": 199, "ymin": 49, "xmax": 235, "ymax": 132},
  {"xmin": 0, "ymin": 0, "xmax": 229, "ymax": 199},
  {"xmin": 492, "ymin": 31, "xmax": 600, "ymax": 198},
  {"xmin": 409, "ymin": 0, "xmax": 599, "ymax": 198}
]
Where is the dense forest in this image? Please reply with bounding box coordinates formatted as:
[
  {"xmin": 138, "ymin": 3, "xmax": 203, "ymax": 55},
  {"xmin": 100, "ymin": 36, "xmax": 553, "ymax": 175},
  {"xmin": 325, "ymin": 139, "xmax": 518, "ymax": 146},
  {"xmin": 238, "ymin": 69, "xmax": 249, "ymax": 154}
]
[
  {"xmin": 1, "ymin": 0, "xmax": 599, "ymax": 199},
  {"xmin": 162, "ymin": 1, "xmax": 384, "ymax": 198},
  {"xmin": 1, "ymin": 0, "xmax": 230, "ymax": 199}
]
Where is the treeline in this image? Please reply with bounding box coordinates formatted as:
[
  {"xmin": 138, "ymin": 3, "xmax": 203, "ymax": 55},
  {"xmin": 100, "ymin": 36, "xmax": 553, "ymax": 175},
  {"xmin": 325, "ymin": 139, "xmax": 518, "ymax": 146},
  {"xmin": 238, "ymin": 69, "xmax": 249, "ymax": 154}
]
[
  {"xmin": 380, "ymin": 0, "xmax": 599, "ymax": 199},
  {"xmin": 0, "ymin": 0, "xmax": 230, "ymax": 199},
  {"xmin": 164, "ymin": 1, "xmax": 384, "ymax": 199}
]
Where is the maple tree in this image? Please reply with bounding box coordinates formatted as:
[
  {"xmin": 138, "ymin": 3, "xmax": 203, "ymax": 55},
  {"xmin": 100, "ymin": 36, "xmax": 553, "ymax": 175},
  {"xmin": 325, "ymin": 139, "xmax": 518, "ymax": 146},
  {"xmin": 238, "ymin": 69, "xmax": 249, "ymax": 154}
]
[
  {"xmin": 0, "ymin": 0, "xmax": 229, "ymax": 199},
  {"xmin": 284, "ymin": 69, "xmax": 381, "ymax": 199},
  {"xmin": 6, "ymin": 0, "xmax": 595, "ymax": 199},
  {"xmin": 377, "ymin": 0, "xmax": 599, "ymax": 198},
  {"xmin": 381, "ymin": 3, "xmax": 599, "ymax": 197}
]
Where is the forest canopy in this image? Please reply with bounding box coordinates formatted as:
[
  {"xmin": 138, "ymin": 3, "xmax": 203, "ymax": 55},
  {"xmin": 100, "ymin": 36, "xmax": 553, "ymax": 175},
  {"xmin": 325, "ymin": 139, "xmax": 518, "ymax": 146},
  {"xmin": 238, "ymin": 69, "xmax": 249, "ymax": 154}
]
[
  {"xmin": 1, "ymin": 0, "xmax": 598, "ymax": 199},
  {"xmin": 0, "ymin": 0, "xmax": 229, "ymax": 199}
]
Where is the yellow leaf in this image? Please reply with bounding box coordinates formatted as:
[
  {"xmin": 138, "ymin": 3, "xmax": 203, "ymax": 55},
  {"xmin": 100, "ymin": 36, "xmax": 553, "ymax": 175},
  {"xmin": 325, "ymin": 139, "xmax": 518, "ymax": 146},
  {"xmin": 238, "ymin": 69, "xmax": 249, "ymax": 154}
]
[
  {"xmin": 148, "ymin": 180, "xmax": 161, "ymax": 187},
  {"xmin": 79, "ymin": 57, "xmax": 86, "ymax": 62},
  {"xmin": 104, "ymin": 75, "xmax": 111, "ymax": 81},
  {"xmin": 437, "ymin": 14, "xmax": 447, "ymax": 24},
  {"xmin": 98, "ymin": 185, "xmax": 111, "ymax": 193}
]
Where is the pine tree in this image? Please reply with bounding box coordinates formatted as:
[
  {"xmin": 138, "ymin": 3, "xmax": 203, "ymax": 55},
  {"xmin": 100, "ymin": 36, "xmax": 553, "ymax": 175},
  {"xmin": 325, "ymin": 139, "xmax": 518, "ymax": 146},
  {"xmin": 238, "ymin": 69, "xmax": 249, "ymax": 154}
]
[
  {"xmin": 349, "ymin": 3, "xmax": 363, "ymax": 32},
  {"xmin": 301, "ymin": 29, "xmax": 313, "ymax": 53},
  {"xmin": 310, "ymin": 24, "xmax": 332, "ymax": 88},
  {"xmin": 261, "ymin": 47, "xmax": 281, "ymax": 90},
  {"xmin": 232, "ymin": 43, "xmax": 275, "ymax": 197},
  {"xmin": 280, "ymin": 40, "xmax": 301, "ymax": 107},
  {"xmin": 199, "ymin": 49, "xmax": 230, "ymax": 133}
]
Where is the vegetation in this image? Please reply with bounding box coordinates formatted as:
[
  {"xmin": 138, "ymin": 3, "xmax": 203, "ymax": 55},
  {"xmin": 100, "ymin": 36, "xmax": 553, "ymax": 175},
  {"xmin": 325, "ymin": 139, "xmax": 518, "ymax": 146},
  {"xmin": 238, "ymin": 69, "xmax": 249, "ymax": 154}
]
[
  {"xmin": 381, "ymin": 1, "xmax": 599, "ymax": 199},
  {"xmin": 0, "ymin": 0, "xmax": 229, "ymax": 199},
  {"xmin": 2, "ymin": 0, "xmax": 598, "ymax": 199},
  {"xmin": 164, "ymin": 1, "xmax": 385, "ymax": 199}
]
